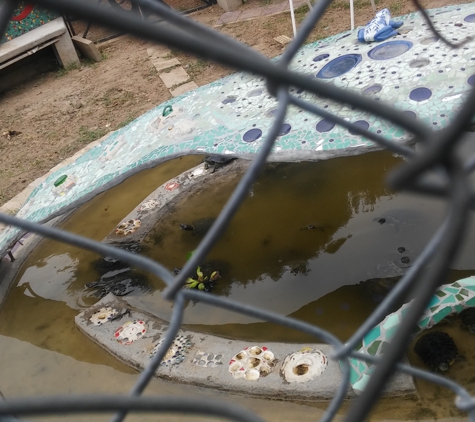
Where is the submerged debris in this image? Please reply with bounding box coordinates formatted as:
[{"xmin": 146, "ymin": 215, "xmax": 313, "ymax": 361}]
[{"xmin": 414, "ymin": 331, "xmax": 461, "ymax": 372}]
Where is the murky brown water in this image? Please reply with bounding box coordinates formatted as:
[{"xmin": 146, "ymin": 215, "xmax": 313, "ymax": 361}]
[{"xmin": 1, "ymin": 152, "xmax": 475, "ymax": 420}]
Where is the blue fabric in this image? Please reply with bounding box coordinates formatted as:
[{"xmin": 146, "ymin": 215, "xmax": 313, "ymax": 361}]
[{"xmin": 357, "ymin": 8, "xmax": 403, "ymax": 43}]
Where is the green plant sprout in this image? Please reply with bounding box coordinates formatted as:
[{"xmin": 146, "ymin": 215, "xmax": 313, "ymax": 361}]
[{"xmin": 185, "ymin": 266, "xmax": 221, "ymax": 290}]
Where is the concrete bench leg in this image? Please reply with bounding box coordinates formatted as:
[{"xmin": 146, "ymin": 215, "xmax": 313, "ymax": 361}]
[{"xmin": 54, "ymin": 31, "xmax": 80, "ymax": 68}]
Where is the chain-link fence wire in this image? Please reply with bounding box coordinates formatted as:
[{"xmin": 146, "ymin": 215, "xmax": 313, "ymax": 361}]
[{"xmin": 1, "ymin": 0, "xmax": 475, "ymax": 420}]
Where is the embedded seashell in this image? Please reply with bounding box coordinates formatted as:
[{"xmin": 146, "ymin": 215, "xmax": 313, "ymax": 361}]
[
  {"xmin": 245, "ymin": 369, "xmax": 260, "ymax": 380},
  {"xmin": 249, "ymin": 346, "xmax": 263, "ymax": 356},
  {"xmin": 229, "ymin": 361, "xmax": 243, "ymax": 373},
  {"xmin": 246, "ymin": 357, "xmax": 261, "ymax": 369},
  {"xmin": 259, "ymin": 363, "xmax": 271, "ymax": 376},
  {"xmin": 281, "ymin": 349, "xmax": 328, "ymax": 383},
  {"xmin": 262, "ymin": 351, "xmax": 274, "ymax": 361},
  {"xmin": 235, "ymin": 352, "xmax": 246, "ymax": 360}
]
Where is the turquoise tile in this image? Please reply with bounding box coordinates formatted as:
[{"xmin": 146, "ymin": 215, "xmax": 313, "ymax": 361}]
[
  {"xmin": 383, "ymin": 313, "xmax": 400, "ymax": 329},
  {"xmin": 364, "ymin": 326, "xmax": 381, "ymax": 346},
  {"xmin": 441, "ymin": 295, "xmax": 457, "ymax": 304},
  {"xmin": 418, "ymin": 317, "xmax": 430, "ymax": 328}
]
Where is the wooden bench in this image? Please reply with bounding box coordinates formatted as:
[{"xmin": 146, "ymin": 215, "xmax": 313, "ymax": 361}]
[{"xmin": 0, "ymin": 17, "xmax": 79, "ymax": 71}]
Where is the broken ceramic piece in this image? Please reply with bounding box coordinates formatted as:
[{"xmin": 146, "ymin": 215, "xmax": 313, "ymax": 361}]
[
  {"xmin": 114, "ymin": 320, "xmax": 147, "ymax": 345},
  {"xmin": 90, "ymin": 307, "xmax": 119, "ymax": 326},
  {"xmin": 281, "ymin": 348, "xmax": 328, "ymax": 383},
  {"xmin": 150, "ymin": 334, "xmax": 192, "ymax": 366},
  {"xmin": 138, "ymin": 199, "xmax": 159, "ymax": 212}
]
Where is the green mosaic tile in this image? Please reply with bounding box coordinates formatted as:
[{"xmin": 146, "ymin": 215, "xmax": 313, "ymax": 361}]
[
  {"xmin": 367, "ymin": 340, "xmax": 382, "ymax": 356},
  {"xmin": 435, "ymin": 290, "xmax": 447, "ymax": 297},
  {"xmin": 461, "ymin": 288, "xmax": 469, "ymax": 297},
  {"xmin": 379, "ymin": 341, "xmax": 390, "ymax": 355},
  {"xmin": 445, "ymin": 287, "xmax": 460, "ymax": 294},
  {"xmin": 456, "ymin": 294, "xmax": 464, "ymax": 301}
]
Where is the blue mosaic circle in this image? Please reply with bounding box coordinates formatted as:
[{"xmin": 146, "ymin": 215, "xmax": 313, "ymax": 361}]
[
  {"xmin": 402, "ymin": 111, "xmax": 417, "ymax": 119},
  {"xmin": 420, "ymin": 36, "xmax": 439, "ymax": 44},
  {"xmin": 316, "ymin": 118, "xmax": 336, "ymax": 132},
  {"xmin": 367, "ymin": 41, "xmax": 413, "ymax": 60},
  {"xmin": 316, "ymin": 54, "xmax": 362, "ymax": 79},
  {"xmin": 362, "ymin": 84, "xmax": 382, "ymax": 96},
  {"xmin": 243, "ymin": 129, "xmax": 262, "ymax": 142},
  {"xmin": 313, "ymin": 54, "xmax": 329, "ymax": 62},
  {"xmin": 278, "ymin": 124, "xmax": 292, "ymax": 136},
  {"xmin": 349, "ymin": 120, "xmax": 370, "ymax": 135},
  {"xmin": 410, "ymin": 87, "xmax": 432, "ymax": 101},
  {"xmin": 464, "ymin": 13, "xmax": 475, "ymax": 22},
  {"xmin": 468, "ymin": 75, "xmax": 475, "ymax": 86},
  {"xmin": 222, "ymin": 96, "xmax": 236, "ymax": 104},
  {"xmin": 248, "ymin": 89, "xmax": 263, "ymax": 97}
]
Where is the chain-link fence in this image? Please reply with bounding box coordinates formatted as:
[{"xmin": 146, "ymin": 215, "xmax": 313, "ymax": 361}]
[{"xmin": 1, "ymin": 0, "xmax": 475, "ymax": 420}]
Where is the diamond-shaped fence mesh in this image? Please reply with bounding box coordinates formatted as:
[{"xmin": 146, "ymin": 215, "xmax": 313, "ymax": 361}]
[{"xmin": 1, "ymin": 0, "xmax": 475, "ymax": 420}]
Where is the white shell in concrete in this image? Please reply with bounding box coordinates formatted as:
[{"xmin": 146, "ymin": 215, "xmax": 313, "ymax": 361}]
[
  {"xmin": 281, "ymin": 349, "xmax": 328, "ymax": 383},
  {"xmin": 228, "ymin": 346, "xmax": 275, "ymax": 380}
]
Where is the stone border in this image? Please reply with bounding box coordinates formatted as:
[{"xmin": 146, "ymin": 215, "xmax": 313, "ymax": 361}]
[
  {"xmin": 349, "ymin": 277, "xmax": 475, "ymax": 395},
  {"xmin": 76, "ymin": 293, "xmax": 415, "ymax": 400},
  {"xmin": 101, "ymin": 158, "xmax": 249, "ymax": 246}
]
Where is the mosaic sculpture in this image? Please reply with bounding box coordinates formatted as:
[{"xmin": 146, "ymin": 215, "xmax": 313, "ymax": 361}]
[
  {"xmin": 3, "ymin": 3, "xmax": 475, "ymax": 257},
  {"xmin": 348, "ymin": 277, "xmax": 475, "ymax": 394}
]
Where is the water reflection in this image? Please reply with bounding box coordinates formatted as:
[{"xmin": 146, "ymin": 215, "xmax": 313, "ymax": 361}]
[{"xmin": 140, "ymin": 151, "xmax": 449, "ymax": 325}]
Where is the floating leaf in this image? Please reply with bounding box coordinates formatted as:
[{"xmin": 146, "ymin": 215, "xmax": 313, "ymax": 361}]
[
  {"xmin": 210, "ymin": 271, "xmax": 221, "ymax": 281},
  {"xmin": 197, "ymin": 266, "xmax": 204, "ymax": 279},
  {"xmin": 198, "ymin": 283, "xmax": 205, "ymax": 290},
  {"xmin": 186, "ymin": 250, "xmax": 196, "ymax": 261}
]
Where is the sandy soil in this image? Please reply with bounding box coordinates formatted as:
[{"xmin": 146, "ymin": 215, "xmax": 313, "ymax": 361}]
[{"xmin": 0, "ymin": 0, "xmax": 468, "ymax": 206}]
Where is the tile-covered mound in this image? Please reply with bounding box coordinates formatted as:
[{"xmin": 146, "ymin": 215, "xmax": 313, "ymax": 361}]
[
  {"xmin": 348, "ymin": 277, "xmax": 475, "ymax": 395},
  {"xmin": 2, "ymin": 2, "xmax": 475, "ymax": 256}
]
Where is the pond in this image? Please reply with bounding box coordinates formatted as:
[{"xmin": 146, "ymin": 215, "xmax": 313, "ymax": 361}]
[{"xmin": 2, "ymin": 150, "xmax": 475, "ymax": 420}]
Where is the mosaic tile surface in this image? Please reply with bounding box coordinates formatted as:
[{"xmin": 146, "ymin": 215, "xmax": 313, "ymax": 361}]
[
  {"xmin": 347, "ymin": 276, "xmax": 475, "ymax": 395},
  {"xmin": 191, "ymin": 351, "xmax": 224, "ymax": 367},
  {"xmin": 2, "ymin": 2, "xmax": 475, "ymax": 256}
]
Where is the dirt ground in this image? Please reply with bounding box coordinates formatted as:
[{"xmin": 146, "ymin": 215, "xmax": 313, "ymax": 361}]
[{"xmin": 0, "ymin": 0, "xmax": 468, "ymax": 206}]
